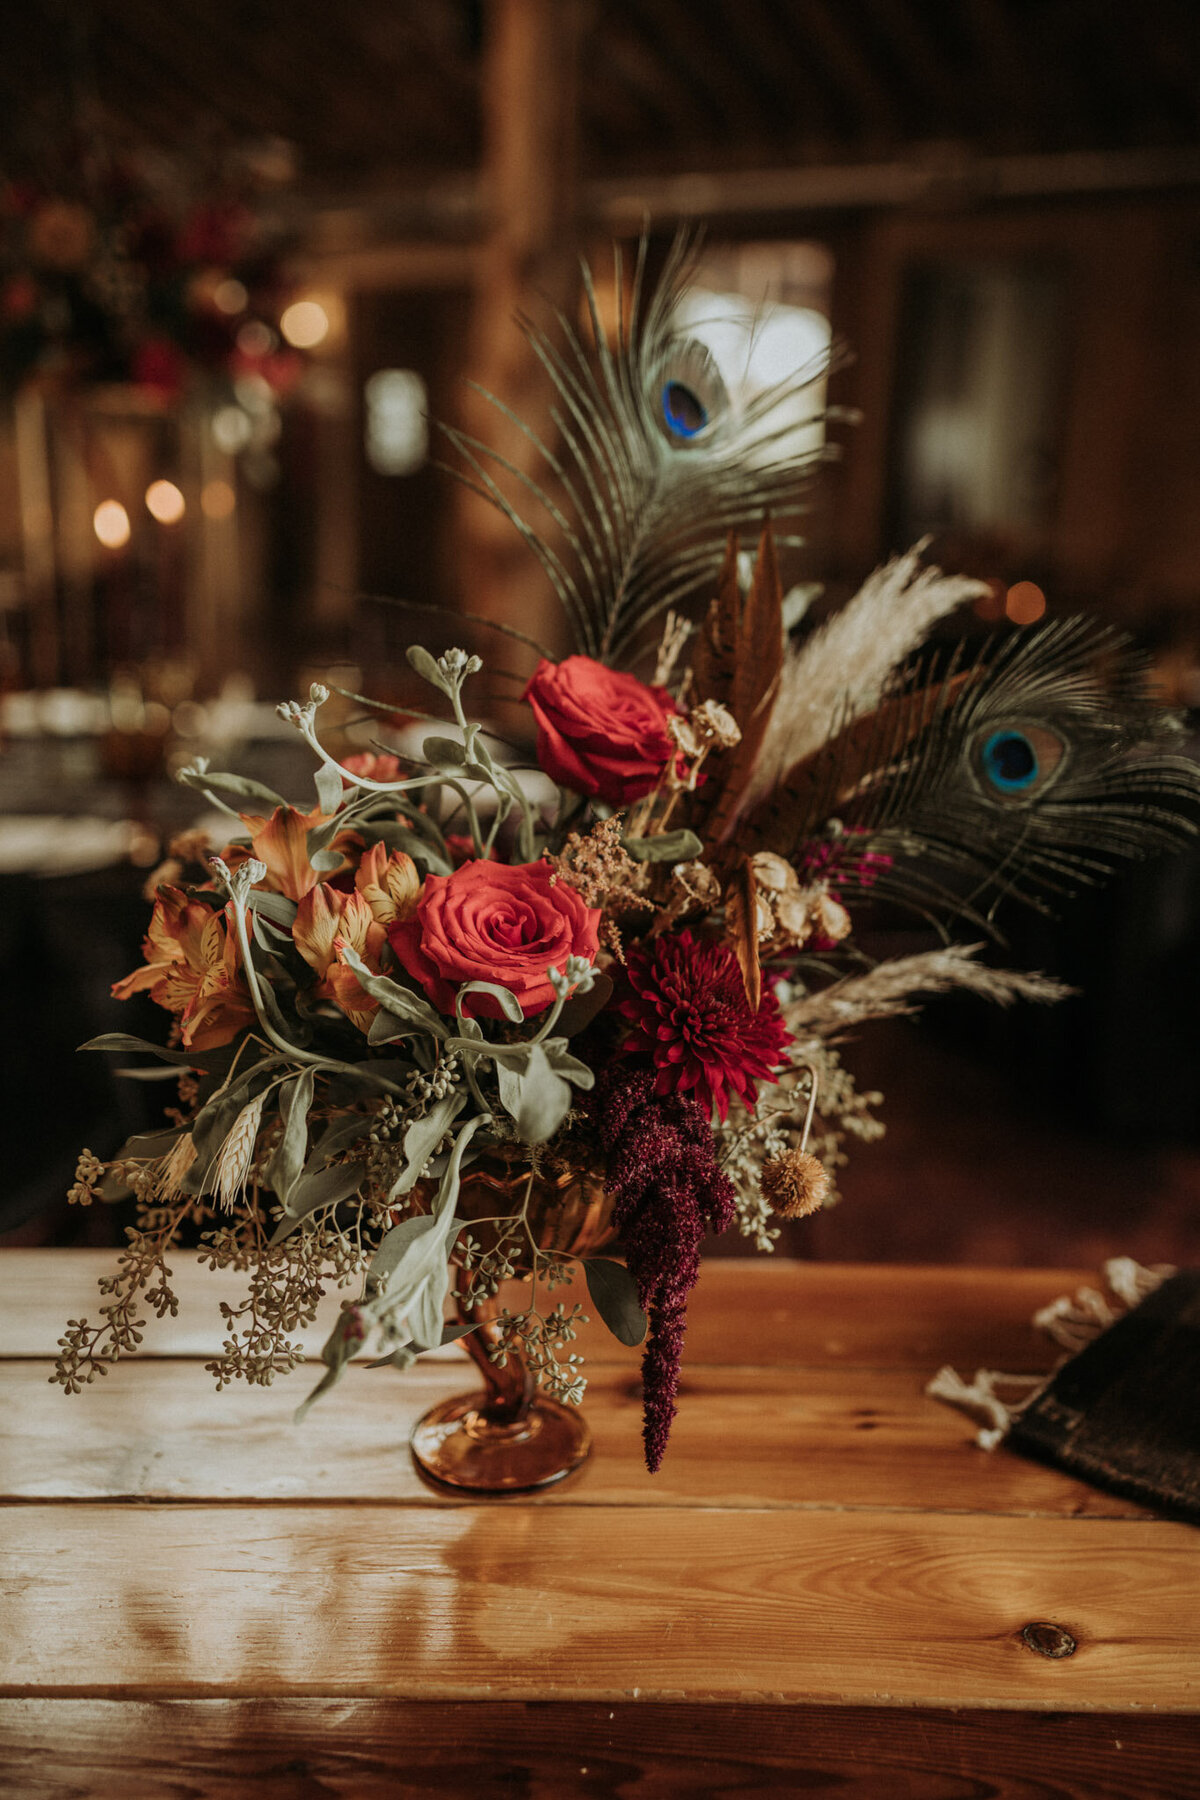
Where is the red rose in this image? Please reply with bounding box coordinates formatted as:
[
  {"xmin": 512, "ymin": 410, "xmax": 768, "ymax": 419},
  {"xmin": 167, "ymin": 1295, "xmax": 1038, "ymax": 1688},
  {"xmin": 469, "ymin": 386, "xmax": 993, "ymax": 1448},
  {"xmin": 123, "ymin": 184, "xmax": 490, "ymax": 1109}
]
[
  {"xmin": 523, "ymin": 655, "xmax": 680, "ymax": 805},
  {"xmin": 388, "ymin": 858, "xmax": 600, "ymax": 1019}
]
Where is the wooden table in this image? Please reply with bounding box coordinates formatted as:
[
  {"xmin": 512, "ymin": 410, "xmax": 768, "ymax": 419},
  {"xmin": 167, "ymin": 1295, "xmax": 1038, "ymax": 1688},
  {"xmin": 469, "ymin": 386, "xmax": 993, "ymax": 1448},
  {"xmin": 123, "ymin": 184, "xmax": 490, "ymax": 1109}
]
[{"xmin": 2, "ymin": 1251, "xmax": 1199, "ymax": 1797}]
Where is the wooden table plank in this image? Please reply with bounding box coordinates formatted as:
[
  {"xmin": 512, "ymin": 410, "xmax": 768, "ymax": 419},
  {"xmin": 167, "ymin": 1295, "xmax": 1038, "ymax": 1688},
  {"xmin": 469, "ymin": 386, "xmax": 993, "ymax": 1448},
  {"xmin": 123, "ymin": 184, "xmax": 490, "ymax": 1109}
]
[
  {"xmin": 0, "ymin": 1250, "xmax": 1075, "ymax": 1370},
  {"xmin": 3, "ymin": 1698, "xmax": 1200, "ymax": 1800},
  {"xmin": 2, "ymin": 1360, "xmax": 1147, "ymax": 1517},
  {"xmin": 2, "ymin": 1504, "xmax": 1197, "ymax": 1710}
]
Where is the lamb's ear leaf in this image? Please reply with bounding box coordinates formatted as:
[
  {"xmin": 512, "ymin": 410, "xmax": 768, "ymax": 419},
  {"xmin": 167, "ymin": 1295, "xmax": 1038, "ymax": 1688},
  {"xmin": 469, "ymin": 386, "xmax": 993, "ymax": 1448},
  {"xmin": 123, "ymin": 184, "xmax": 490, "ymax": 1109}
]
[
  {"xmin": 583, "ymin": 1257, "xmax": 647, "ymax": 1347},
  {"xmin": 496, "ymin": 1043, "xmax": 572, "ymax": 1143},
  {"xmin": 457, "ymin": 981, "xmax": 524, "ymax": 1023},
  {"xmin": 315, "ymin": 762, "xmax": 345, "ymax": 816}
]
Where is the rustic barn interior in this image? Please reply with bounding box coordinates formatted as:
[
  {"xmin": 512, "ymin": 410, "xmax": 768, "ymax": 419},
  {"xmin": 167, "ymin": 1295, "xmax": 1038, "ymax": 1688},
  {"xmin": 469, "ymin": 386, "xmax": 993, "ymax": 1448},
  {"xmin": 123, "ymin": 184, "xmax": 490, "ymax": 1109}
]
[{"xmin": 2, "ymin": 0, "xmax": 1200, "ymax": 1263}]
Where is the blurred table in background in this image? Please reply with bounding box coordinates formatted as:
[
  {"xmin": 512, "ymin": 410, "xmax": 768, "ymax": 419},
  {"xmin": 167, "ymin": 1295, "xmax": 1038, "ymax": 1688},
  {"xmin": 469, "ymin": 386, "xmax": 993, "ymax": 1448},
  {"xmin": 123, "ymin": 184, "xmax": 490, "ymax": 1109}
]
[{"xmin": 2, "ymin": 1254, "xmax": 1199, "ymax": 1796}]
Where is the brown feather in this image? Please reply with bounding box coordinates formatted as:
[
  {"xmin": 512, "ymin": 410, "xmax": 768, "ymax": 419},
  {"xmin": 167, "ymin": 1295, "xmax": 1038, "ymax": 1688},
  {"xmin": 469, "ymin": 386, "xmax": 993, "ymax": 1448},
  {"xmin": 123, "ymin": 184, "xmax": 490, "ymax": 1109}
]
[
  {"xmin": 689, "ymin": 532, "xmax": 741, "ymax": 707},
  {"xmin": 723, "ymin": 856, "xmax": 762, "ymax": 1011},
  {"xmin": 704, "ymin": 523, "xmax": 785, "ymax": 844}
]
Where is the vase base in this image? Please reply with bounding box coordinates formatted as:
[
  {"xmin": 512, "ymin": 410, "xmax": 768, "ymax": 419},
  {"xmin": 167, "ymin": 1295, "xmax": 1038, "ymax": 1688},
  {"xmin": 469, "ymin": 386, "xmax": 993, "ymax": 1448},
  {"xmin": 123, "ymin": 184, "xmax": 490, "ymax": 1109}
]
[{"xmin": 410, "ymin": 1392, "xmax": 592, "ymax": 1492}]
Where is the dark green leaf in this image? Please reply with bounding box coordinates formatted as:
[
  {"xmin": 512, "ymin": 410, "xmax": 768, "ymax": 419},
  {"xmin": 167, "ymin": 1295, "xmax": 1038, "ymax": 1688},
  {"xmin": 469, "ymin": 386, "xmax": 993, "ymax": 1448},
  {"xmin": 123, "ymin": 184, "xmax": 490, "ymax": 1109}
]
[
  {"xmin": 557, "ymin": 970, "xmax": 613, "ymax": 1036},
  {"xmin": 79, "ymin": 1034, "xmax": 211, "ymax": 1068},
  {"xmin": 583, "ymin": 1257, "xmax": 647, "ymax": 1347}
]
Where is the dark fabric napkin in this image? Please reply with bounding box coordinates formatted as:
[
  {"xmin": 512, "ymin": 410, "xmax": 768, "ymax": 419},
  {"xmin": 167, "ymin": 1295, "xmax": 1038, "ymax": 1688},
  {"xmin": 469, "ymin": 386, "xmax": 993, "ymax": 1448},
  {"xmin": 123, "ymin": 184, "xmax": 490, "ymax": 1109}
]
[{"xmin": 1007, "ymin": 1269, "xmax": 1200, "ymax": 1525}]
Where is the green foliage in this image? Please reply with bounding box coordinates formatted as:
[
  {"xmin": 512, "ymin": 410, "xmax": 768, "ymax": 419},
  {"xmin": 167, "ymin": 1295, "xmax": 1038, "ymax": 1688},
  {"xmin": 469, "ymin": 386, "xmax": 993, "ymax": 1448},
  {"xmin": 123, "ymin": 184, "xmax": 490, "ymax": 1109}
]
[{"xmin": 583, "ymin": 1257, "xmax": 648, "ymax": 1346}]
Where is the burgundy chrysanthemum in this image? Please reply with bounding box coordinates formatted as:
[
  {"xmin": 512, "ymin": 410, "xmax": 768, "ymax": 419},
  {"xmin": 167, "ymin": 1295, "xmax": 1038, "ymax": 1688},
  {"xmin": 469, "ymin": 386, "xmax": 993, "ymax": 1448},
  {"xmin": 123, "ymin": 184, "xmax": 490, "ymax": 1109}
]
[
  {"xmin": 591, "ymin": 1068, "xmax": 736, "ymax": 1472},
  {"xmin": 619, "ymin": 929, "xmax": 791, "ymax": 1121}
]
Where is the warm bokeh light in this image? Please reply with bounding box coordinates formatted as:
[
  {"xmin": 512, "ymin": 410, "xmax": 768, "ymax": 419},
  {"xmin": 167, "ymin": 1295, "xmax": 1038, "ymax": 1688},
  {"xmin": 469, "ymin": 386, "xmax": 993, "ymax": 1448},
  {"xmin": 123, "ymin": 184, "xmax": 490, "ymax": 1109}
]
[
  {"xmin": 201, "ymin": 479, "xmax": 237, "ymax": 520},
  {"xmin": 280, "ymin": 299, "xmax": 330, "ymax": 349},
  {"xmin": 212, "ymin": 405, "xmax": 252, "ymax": 454},
  {"xmin": 236, "ymin": 320, "xmax": 276, "ymax": 357},
  {"xmin": 145, "ymin": 479, "xmax": 185, "ymax": 524},
  {"xmin": 973, "ymin": 583, "xmax": 1006, "ymax": 621},
  {"xmin": 93, "ymin": 500, "xmax": 131, "ymax": 549},
  {"xmin": 1005, "ymin": 581, "xmax": 1047, "ymax": 625},
  {"xmin": 213, "ymin": 278, "xmax": 248, "ymax": 315}
]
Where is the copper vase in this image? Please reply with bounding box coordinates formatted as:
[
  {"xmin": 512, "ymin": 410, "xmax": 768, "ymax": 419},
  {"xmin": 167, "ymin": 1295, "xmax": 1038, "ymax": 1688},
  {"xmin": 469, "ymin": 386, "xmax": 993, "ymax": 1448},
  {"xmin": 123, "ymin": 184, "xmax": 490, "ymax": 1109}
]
[{"xmin": 409, "ymin": 1152, "xmax": 617, "ymax": 1492}]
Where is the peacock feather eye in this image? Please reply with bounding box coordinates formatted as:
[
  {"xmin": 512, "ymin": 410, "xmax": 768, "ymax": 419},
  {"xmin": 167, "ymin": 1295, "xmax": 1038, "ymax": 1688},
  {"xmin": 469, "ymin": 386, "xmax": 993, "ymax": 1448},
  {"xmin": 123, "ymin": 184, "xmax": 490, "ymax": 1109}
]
[
  {"xmin": 983, "ymin": 730, "xmax": 1038, "ymax": 792},
  {"xmin": 661, "ymin": 380, "xmax": 709, "ymax": 441},
  {"xmin": 976, "ymin": 725, "xmax": 1066, "ymax": 800}
]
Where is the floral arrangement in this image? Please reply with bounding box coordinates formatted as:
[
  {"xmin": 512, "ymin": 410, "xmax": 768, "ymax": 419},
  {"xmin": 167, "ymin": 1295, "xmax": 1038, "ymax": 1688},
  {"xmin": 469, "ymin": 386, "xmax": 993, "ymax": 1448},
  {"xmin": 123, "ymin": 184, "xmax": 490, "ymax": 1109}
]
[
  {"xmin": 1, "ymin": 142, "xmax": 298, "ymax": 400},
  {"xmin": 55, "ymin": 240, "xmax": 1200, "ymax": 1473}
]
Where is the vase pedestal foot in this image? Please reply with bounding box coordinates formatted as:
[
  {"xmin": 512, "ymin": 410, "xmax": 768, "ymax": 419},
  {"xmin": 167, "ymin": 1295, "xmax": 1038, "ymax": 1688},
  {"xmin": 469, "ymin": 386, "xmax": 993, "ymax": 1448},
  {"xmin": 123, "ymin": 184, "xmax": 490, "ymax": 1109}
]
[{"xmin": 410, "ymin": 1393, "xmax": 592, "ymax": 1492}]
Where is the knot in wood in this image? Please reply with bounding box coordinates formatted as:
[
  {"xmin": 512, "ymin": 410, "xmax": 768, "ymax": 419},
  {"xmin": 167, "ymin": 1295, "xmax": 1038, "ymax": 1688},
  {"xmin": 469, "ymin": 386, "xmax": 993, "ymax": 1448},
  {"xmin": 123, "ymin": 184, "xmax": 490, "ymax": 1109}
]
[{"xmin": 1021, "ymin": 1621, "xmax": 1077, "ymax": 1659}]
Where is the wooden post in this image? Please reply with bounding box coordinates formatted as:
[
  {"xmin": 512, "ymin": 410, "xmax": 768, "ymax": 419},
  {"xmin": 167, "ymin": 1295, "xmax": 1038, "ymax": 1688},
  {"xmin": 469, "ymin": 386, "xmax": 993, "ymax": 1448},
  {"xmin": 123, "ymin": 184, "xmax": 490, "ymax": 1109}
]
[{"xmin": 454, "ymin": 0, "xmax": 582, "ymax": 714}]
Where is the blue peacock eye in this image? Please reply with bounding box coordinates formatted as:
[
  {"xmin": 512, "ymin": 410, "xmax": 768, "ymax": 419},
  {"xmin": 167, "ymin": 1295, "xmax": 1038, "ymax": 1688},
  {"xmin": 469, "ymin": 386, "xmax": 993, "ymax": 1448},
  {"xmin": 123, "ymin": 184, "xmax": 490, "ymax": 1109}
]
[
  {"xmin": 982, "ymin": 729, "xmax": 1038, "ymax": 793},
  {"xmin": 661, "ymin": 380, "xmax": 708, "ymax": 440}
]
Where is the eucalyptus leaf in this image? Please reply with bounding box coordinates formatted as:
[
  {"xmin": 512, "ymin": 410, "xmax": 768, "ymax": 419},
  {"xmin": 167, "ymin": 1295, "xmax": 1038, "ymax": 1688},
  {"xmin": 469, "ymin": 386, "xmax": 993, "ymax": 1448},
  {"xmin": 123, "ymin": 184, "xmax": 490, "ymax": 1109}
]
[
  {"xmin": 247, "ymin": 889, "xmax": 299, "ymax": 928},
  {"xmin": 113, "ymin": 1125, "xmax": 187, "ymax": 1161},
  {"xmin": 306, "ymin": 816, "xmax": 339, "ymax": 858},
  {"xmin": 310, "ymin": 848, "xmax": 346, "ymax": 874},
  {"xmin": 365, "ymin": 1345, "xmax": 420, "ymax": 1372},
  {"xmin": 80, "ymin": 1033, "xmax": 212, "ymax": 1068},
  {"xmin": 622, "ymin": 829, "xmax": 704, "ymax": 865},
  {"xmin": 365, "ymin": 822, "xmax": 452, "ymax": 875},
  {"xmin": 113, "ymin": 1065, "xmax": 188, "ymax": 1082},
  {"xmin": 314, "ymin": 761, "xmax": 345, "ymax": 816},
  {"xmin": 367, "ymin": 1320, "xmax": 474, "ymax": 1366},
  {"xmin": 368, "ymin": 1008, "xmax": 410, "ymax": 1046},
  {"xmin": 250, "ymin": 909, "xmax": 295, "ymax": 953},
  {"xmin": 583, "ymin": 1257, "xmax": 648, "ymax": 1347},
  {"xmin": 265, "ymin": 1068, "xmax": 315, "ymax": 1203},
  {"xmin": 270, "ymin": 1159, "xmax": 367, "ymax": 1244},
  {"xmin": 368, "ymin": 1209, "xmax": 440, "ymax": 1284},
  {"xmin": 294, "ymin": 1307, "xmax": 365, "ymax": 1423},
  {"xmin": 365, "ymin": 1117, "xmax": 482, "ymax": 1337},
  {"xmin": 390, "ymin": 1090, "xmax": 467, "ymax": 1198},
  {"xmin": 408, "ymin": 1257, "xmax": 450, "ymax": 1351}
]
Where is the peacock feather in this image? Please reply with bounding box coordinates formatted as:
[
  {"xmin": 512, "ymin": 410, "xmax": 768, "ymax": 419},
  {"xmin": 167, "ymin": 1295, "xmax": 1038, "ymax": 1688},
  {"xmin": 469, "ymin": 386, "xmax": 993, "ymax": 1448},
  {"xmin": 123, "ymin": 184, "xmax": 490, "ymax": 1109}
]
[
  {"xmin": 732, "ymin": 613, "xmax": 1200, "ymax": 924},
  {"xmin": 437, "ymin": 232, "xmax": 832, "ymax": 667}
]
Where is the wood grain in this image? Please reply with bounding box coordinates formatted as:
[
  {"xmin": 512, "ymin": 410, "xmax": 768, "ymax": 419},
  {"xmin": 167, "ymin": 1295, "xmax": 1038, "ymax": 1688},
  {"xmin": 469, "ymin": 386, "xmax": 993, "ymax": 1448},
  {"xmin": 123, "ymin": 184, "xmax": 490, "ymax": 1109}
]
[
  {"xmin": 4, "ymin": 1699, "xmax": 1200, "ymax": 1800},
  {"xmin": 2, "ymin": 1504, "xmax": 1197, "ymax": 1710},
  {"xmin": 2, "ymin": 1360, "xmax": 1146, "ymax": 1517},
  {"xmin": 0, "ymin": 1250, "xmax": 1075, "ymax": 1369}
]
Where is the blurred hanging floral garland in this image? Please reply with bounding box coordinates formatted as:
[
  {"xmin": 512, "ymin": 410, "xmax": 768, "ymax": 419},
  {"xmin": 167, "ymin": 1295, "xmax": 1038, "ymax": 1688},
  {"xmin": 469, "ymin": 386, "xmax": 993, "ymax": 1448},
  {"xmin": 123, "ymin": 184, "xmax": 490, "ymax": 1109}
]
[{"xmin": 0, "ymin": 132, "xmax": 303, "ymax": 405}]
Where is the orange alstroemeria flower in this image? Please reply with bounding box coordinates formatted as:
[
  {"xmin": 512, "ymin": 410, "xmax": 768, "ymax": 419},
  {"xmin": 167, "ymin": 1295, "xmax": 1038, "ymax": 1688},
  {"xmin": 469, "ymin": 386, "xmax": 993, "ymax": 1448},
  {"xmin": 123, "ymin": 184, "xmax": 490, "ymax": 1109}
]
[
  {"xmin": 226, "ymin": 805, "xmax": 361, "ymax": 902},
  {"xmin": 291, "ymin": 846, "xmax": 421, "ymax": 1034},
  {"xmin": 354, "ymin": 840, "xmax": 421, "ymax": 926},
  {"xmin": 293, "ymin": 887, "xmax": 386, "ymax": 1034},
  {"xmin": 113, "ymin": 887, "xmax": 255, "ymax": 1051}
]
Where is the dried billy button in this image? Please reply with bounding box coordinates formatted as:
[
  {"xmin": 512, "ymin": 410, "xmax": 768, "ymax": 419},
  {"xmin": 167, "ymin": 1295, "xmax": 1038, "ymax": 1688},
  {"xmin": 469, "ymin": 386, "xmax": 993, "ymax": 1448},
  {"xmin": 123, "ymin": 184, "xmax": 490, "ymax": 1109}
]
[{"xmin": 761, "ymin": 1149, "xmax": 830, "ymax": 1219}]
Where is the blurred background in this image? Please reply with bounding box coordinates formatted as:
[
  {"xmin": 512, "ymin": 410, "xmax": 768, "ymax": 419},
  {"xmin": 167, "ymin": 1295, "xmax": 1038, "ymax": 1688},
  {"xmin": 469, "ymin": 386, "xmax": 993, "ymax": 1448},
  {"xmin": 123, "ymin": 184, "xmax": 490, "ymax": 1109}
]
[{"xmin": 2, "ymin": 0, "xmax": 1200, "ymax": 1264}]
